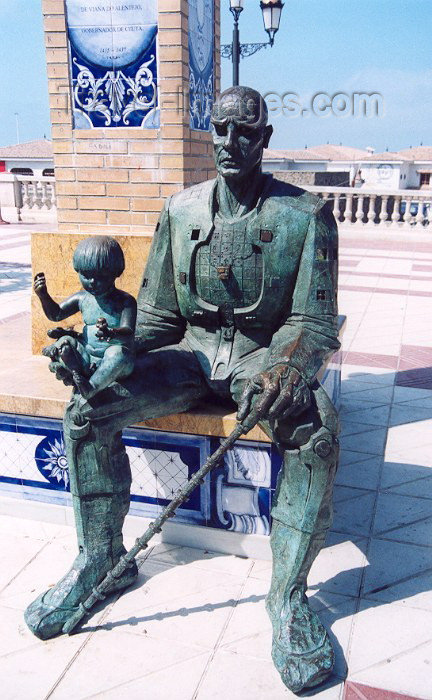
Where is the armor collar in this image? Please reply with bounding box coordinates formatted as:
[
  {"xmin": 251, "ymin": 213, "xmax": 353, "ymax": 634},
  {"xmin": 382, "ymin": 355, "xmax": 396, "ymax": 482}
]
[{"xmin": 209, "ymin": 172, "xmax": 274, "ymax": 223}]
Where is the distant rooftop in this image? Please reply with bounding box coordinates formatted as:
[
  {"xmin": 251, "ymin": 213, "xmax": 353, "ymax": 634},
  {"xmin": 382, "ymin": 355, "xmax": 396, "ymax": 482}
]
[
  {"xmin": 397, "ymin": 146, "xmax": 432, "ymax": 161},
  {"xmin": 265, "ymin": 144, "xmax": 371, "ymax": 162},
  {"xmin": 361, "ymin": 151, "xmax": 412, "ymax": 162},
  {"xmin": 0, "ymin": 139, "xmax": 53, "ymax": 160},
  {"xmin": 265, "ymin": 144, "xmax": 432, "ymax": 164}
]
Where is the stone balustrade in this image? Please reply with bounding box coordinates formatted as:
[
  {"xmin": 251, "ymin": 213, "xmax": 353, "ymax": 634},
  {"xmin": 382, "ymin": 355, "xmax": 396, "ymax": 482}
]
[
  {"xmin": 1, "ymin": 175, "xmax": 431, "ymax": 231},
  {"xmin": 307, "ymin": 186, "xmax": 432, "ymax": 229},
  {"xmin": 0, "ymin": 174, "xmax": 56, "ymax": 223},
  {"xmin": 18, "ymin": 176, "xmax": 56, "ymax": 219}
]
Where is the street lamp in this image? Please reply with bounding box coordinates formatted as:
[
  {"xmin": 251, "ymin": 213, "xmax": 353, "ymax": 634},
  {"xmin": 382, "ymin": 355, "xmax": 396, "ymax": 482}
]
[
  {"xmin": 260, "ymin": 0, "xmax": 284, "ymax": 46},
  {"xmin": 221, "ymin": 0, "xmax": 284, "ymax": 86}
]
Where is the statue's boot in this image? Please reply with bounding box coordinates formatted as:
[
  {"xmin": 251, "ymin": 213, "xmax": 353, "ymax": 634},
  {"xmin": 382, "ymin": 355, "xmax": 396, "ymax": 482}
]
[
  {"xmin": 25, "ymin": 402, "xmax": 138, "ymax": 640},
  {"xmin": 266, "ymin": 522, "xmax": 334, "ymax": 693},
  {"xmin": 25, "ymin": 492, "xmax": 138, "ymax": 640},
  {"xmin": 266, "ymin": 410, "xmax": 339, "ymax": 694}
]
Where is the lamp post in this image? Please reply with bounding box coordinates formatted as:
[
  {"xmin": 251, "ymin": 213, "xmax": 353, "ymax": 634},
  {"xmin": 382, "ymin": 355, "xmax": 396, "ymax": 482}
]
[{"xmin": 221, "ymin": 0, "xmax": 284, "ymax": 87}]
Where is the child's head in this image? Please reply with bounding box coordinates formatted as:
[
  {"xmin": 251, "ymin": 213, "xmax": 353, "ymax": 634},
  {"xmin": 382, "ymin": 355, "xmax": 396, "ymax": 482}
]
[{"xmin": 73, "ymin": 236, "xmax": 125, "ymax": 279}]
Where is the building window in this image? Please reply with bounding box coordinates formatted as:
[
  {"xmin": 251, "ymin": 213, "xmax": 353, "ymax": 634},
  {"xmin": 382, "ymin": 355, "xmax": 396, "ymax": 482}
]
[
  {"xmin": 42, "ymin": 168, "xmax": 55, "ymax": 177},
  {"xmin": 420, "ymin": 173, "xmax": 430, "ymax": 187},
  {"xmin": 10, "ymin": 167, "xmax": 34, "ymax": 176}
]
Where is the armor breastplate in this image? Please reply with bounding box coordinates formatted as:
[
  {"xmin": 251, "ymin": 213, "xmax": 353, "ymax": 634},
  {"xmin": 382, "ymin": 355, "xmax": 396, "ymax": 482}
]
[{"xmin": 194, "ymin": 214, "xmax": 263, "ymax": 324}]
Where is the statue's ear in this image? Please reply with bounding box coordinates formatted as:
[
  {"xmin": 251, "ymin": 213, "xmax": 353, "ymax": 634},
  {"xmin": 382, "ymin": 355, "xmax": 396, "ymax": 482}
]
[{"xmin": 263, "ymin": 125, "xmax": 273, "ymax": 149}]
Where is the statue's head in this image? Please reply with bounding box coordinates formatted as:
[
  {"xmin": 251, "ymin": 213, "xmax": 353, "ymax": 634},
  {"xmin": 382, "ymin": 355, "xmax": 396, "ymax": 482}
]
[
  {"xmin": 73, "ymin": 236, "xmax": 125, "ymax": 294},
  {"xmin": 211, "ymin": 86, "xmax": 273, "ymax": 181}
]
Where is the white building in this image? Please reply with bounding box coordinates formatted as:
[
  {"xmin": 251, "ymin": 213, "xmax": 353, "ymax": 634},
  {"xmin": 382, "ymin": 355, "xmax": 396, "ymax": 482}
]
[
  {"xmin": 263, "ymin": 144, "xmax": 432, "ymax": 192},
  {"xmin": 0, "ymin": 139, "xmax": 54, "ymax": 178},
  {"xmin": 398, "ymin": 147, "xmax": 432, "ymax": 190},
  {"xmin": 263, "ymin": 144, "xmax": 370, "ymax": 187},
  {"xmin": 355, "ymin": 152, "xmax": 411, "ymax": 190}
]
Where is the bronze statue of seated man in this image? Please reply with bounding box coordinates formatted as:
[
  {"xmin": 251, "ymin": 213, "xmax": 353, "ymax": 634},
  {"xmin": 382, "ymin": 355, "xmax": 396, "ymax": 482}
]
[{"xmin": 25, "ymin": 86, "xmax": 341, "ymax": 694}]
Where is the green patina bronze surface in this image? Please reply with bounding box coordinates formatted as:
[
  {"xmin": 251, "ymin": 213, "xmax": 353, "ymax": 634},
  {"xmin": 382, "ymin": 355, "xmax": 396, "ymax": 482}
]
[
  {"xmin": 25, "ymin": 86, "xmax": 341, "ymax": 694},
  {"xmin": 34, "ymin": 235, "xmax": 136, "ymax": 400}
]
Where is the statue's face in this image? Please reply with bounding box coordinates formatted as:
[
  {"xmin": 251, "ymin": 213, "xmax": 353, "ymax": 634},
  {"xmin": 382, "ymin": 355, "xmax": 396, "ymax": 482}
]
[
  {"xmin": 211, "ymin": 93, "xmax": 271, "ymax": 181},
  {"xmin": 78, "ymin": 270, "xmax": 115, "ymax": 296}
]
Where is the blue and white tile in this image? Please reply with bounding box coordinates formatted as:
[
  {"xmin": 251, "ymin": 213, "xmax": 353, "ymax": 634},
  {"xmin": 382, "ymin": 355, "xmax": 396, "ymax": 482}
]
[
  {"xmin": 66, "ymin": 0, "xmax": 158, "ymax": 129},
  {"xmin": 209, "ymin": 439, "xmax": 272, "ymax": 534},
  {"xmin": 189, "ymin": 0, "xmax": 214, "ymax": 132}
]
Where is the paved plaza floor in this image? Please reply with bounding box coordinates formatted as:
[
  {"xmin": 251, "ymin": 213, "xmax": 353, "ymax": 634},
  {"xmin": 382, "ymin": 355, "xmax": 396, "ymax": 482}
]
[{"xmin": 1, "ymin": 223, "xmax": 432, "ymax": 699}]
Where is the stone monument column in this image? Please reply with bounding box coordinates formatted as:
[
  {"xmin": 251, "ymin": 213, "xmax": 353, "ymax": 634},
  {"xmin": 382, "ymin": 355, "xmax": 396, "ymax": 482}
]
[{"xmin": 32, "ymin": 0, "xmax": 220, "ymax": 353}]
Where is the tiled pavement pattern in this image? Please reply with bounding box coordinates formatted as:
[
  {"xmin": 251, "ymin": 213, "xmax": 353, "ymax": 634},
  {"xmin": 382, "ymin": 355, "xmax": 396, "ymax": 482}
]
[
  {"xmin": 1, "ymin": 228, "xmax": 432, "ymax": 699},
  {"xmin": 0, "ymin": 224, "xmax": 55, "ymax": 325}
]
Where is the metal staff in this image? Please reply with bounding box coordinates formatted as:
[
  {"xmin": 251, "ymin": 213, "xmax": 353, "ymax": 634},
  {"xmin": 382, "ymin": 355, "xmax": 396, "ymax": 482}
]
[{"xmin": 62, "ymin": 420, "xmax": 248, "ymax": 635}]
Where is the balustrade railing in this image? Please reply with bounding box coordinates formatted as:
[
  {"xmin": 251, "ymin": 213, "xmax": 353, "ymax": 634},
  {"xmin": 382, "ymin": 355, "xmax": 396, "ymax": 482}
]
[
  {"xmin": 2, "ymin": 173, "xmax": 430, "ymax": 231},
  {"xmin": 308, "ymin": 186, "xmax": 431, "ymax": 229},
  {"xmin": 18, "ymin": 176, "xmax": 56, "ymax": 214}
]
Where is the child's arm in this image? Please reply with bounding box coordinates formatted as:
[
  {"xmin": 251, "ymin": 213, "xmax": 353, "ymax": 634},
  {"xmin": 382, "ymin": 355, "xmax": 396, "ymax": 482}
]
[
  {"xmin": 34, "ymin": 273, "xmax": 82, "ymax": 322},
  {"xmin": 96, "ymin": 296, "xmax": 137, "ymax": 340}
]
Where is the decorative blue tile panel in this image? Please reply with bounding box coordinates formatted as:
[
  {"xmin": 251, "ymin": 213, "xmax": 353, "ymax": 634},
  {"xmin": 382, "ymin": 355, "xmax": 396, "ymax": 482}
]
[
  {"xmin": 188, "ymin": 0, "xmax": 214, "ymax": 131},
  {"xmin": 65, "ymin": 1, "xmax": 159, "ymax": 129},
  {"xmin": 123, "ymin": 426, "xmax": 211, "ymax": 524},
  {"xmin": 35, "ymin": 434, "xmax": 69, "ymax": 489},
  {"xmin": 210, "ymin": 438, "xmax": 272, "ymax": 535},
  {"xmin": 0, "ymin": 352, "xmax": 343, "ymax": 534},
  {"xmin": 0, "ymin": 414, "xmax": 212, "ymax": 526}
]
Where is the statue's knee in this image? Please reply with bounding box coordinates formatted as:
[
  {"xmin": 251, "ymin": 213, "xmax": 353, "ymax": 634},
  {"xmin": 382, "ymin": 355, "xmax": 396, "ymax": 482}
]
[
  {"xmin": 271, "ymin": 386, "xmax": 339, "ymax": 452},
  {"xmin": 104, "ymin": 344, "xmax": 134, "ymax": 375}
]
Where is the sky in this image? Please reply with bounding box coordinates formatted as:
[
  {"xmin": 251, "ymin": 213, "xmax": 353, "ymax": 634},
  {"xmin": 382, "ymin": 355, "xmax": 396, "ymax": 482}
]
[{"xmin": 0, "ymin": 0, "xmax": 431, "ymax": 152}]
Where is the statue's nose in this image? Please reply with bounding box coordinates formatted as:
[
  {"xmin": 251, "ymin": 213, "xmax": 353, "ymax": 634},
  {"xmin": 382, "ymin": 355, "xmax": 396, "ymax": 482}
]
[{"xmin": 224, "ymin": 124, "xmax": 237, "ymax": 150}]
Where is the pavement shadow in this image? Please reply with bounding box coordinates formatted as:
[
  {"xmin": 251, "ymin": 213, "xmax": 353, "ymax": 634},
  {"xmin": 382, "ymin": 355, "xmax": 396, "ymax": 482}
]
[
  {"xmin": 310, "ymin": 367, "xmax": 432, "ymax": 671},
  {"xmin": 0, "ymin": 261, "xmax": 32, "ymax": 294},
  {"xmin": 71, "ymin": 366, "xmax": 432, "ymax": 693},
  {"xmin": 84, "ymin": 592, "xmax": 266, "ymax": 634}
]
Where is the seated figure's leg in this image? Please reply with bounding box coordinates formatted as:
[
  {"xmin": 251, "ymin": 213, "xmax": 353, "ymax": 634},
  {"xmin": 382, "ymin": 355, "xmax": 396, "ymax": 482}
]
[
  {"xmin": 266, "ymin": 386, "xmax": 339, "ymax": 692},
  {"xmin": 25, "ymin": 345, "xmax": 207, "ymax": 640},
  {"xmin": 73, "ymin": 345, "xmax": 134, "ymax": 400},
  {"xmin": 25, "ymin": 414, "xmax": 136, "ymax": 640},
  {"xmin": 231, "ymin": 369, "xmax": 339, "ymax": 693}
]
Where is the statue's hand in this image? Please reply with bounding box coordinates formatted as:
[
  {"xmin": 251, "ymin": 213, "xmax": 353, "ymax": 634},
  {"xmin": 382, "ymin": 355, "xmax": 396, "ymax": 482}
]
[
  {"xmin": 34, "ymin": 272, "xmax": 48, "ymax": 298},
  {"xmin": 236, "ymin": 364, "xmax": 311, "ymax": 431},
  {"xmin": 95, "ymin": 317, "xmax": 113, "ymax": 341}
]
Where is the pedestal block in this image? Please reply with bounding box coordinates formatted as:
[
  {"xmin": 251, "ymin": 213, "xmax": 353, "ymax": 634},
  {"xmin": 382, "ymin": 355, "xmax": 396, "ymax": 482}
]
[{"xmin": 33, "ymin": 0, "xmax": 220, "ymax": 352}]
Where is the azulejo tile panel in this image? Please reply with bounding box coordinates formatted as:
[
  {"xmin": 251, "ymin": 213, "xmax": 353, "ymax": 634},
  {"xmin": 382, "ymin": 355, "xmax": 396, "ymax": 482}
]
[
  {"xmin": 210, "ymin": 439, "xmax": 272, "ymax": 535},
  {"xmin": 0, "ymin": 361, "xmax": 342, "ymax": 533},
  {"xmin": 188, "ymin": 0, "xmax": 214, "ymax": 131},
  {"xmin": 0, "ymin": 413, "xmax": 274, "ymax": 533},
  {"xmin": 65, "ymin": 0, "xmax": 159, "ymax": 129}
]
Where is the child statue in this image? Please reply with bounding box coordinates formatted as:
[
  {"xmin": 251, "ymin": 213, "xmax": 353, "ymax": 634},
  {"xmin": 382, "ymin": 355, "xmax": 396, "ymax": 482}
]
[{"xmin": 34, "ymin": 235, "xmax": 136, "ymax": 400}]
